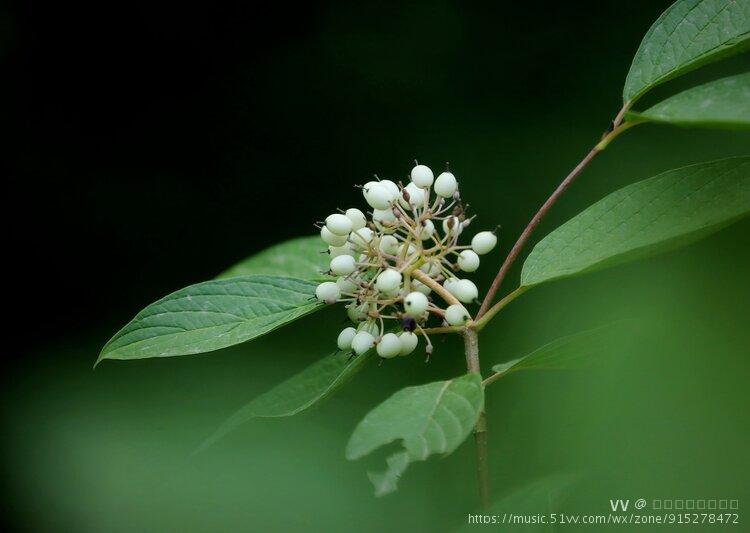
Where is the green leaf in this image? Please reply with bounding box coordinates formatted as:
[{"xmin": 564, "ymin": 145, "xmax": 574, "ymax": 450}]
[
  {"xmin": 197, "ymin": 350, "xmax": 372, "ymax": 451},
  {"xmin": 98, "ymin": 276, "xmax": 323, "ymax": 364},
  {"xmin": 521, "ymin": 156, "xmax": 750, "ymax": 288},
  {"xmin": 628, "ymin": 72, "xmax": 750, "ymax": 128},
  {"xmin": 623, "ymin": 0, "xmax": 750, "ymax": 103},
  {"xmin": 346, "ymin": 373, "xmax": 484, "ymax": 496},
  {"xmin": 490, "ymin": 323, "xmax": 629, "ymax": 379},
  {"xmin": 218, "ymin": 235, "xmax": 330, "ymax": 281}
]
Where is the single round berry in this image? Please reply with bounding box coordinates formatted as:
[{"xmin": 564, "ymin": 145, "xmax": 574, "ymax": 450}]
[
  {"xmin": 398, "ymin": 242, "xmax": 416, "ymax": 258},
  {"xmin": 379, "ymin": 235, "xmax": 399, "ymax": 255},
  {"xmin": 347, "ymin": 303, "xmax": 368, "ymax": 322},
  {"xmin": 445, "ymin": 304, "xmax": 470, "ymax": 326},
  {"xmin": 364, "ymin": 182, "xmax": 393, "ymax": 210},
  {"xmin": 443, "ymin": 277, "xmax": 459, "ymax": 296},
  {"xmin": 329, "ymin": 244, "xmax": 353, "ymax": 258},
  {"xmin": 357, "ymin": 320, "xmax": 380, "ymax": 337},
  {"xmin": 351, "ymin": 331, "xmax": 376, "ymax": 355},
  {"xmin": 457, "ymin": 250, "xmax": 480, "ymax": 272},
  {"xmin": 321, "ymin": 226, "xmax": 348, "ymax": 246},
  {"xmin": 345, "ymin": 208, "xmax": 367, "ymax": 231},
  {"xmin": 315, "ymin": 281, "xmax": 340, "ymax": 304},
  {"xmin": 454, "ymin": 279, "xmax": 478, "ymax": 303},
  {"xmin": 375, "ymin": 269, "xmax": 402, "ymax": 293},
  {"xmin": 419, "ymin": 261, "xmax": 440, "ymax": 276},
  {"xmin": 325, "ymin": 213, "xmax": 353, "ymax": 236},
  {"xmin": 337, "ymin": 327, "xmax": 357, "ymax": 350},
  {"xmin": 379, "ymin": 179, "xmax": 400, "ymax": 199},
  {"xmin": 373, "ymin": 208, "xmax": 397, "ymax": 232},
  {"xmin": 404, "ymin": 291, "xmax": 429, "ymax": 316},
  {"xmin": 330, "ymin": 254, "xmax": 356, "ymax": 276},
  {"xmin": 442, "ymin": 216, "xmax": 463, "ymax": 237},
  {"xmin": 434, "ymin": 171, "xmax": 457, "ymax": 198},
  {"xmin": 336, "ymin": 276, "xmax": 358, "ymax": 293},
  {"xmin": 471, "ymin": 231, "xmax": 497, "ymax": 255},
  {"xmin": 419, "ymin": 219, "xmax": 435, "ymax": 240},
  {"xmin": 398, "ymin": 331, "xmax": 419, "ymax": 356},
  {"xmin": 400, "ymin": 182, "xmax": 425, "ymax": 209},
  {"xmin": 377, "ymin": 333, "xmax": 402, "ymax": 358},
  {"xmin": 349, "ymin": 227, "xmax": 375, "ymax": 249},
  {"xmin": 412, "ymin": 279, "xmax": 432, "ymax": 295},
  {"xmin": 411, "ymin": 164, "xmax": 434, "ymax": 188}
]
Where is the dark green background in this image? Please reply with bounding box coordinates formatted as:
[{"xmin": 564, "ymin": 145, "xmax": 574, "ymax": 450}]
[{"xmin": 5, "ymin": 1, "xmax": 749, "ymax": 531}]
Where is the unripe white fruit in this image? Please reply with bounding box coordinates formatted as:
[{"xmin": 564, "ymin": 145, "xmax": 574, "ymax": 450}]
[
  {"xmin": 373, "ymin": 208, "xmax": 397, "ymax": 232},
  {"xmin": 321, "ymin": 226, "xmax": 348, "ymax": 246},
  {"xmin": 445, "ymin": 304, "xmax": 471, "ymax": 326},
  {"xmin": 349, "ymin": 227, "xmax": 375, "ymax": 249},
  {"xmin": 375, "ymin": 269, "xmax": 402, "ymax": 293},
  {"xmin": 357, "ymin": 320, "xmax": 380, "ymax": 337},
  {"xmin": 315, "ymin": 281, "xmax": 340, "ymax": 304},
  {"xmin": 419, "ymin": 261, "xmax": 440, "ymax": 276},
  {"xmin": 404, "ymin": 291, "xmax": 429, "ymax": 316},
  {"xmin": 411, "ymin": 164, "xmax": 434, "ymax": 188},
  {"xmin": 325, "ymin": 213, "xmax": 353, "ymax": 236},
  {"xmin": 457, "ymin": 250, "xmax": 480, "ymax": 272},
  {"xmin": 336, "ymin": 276, "xmax": 358, "ymax": 293},
  {"xmin": 419, "ymin": 219, "xmax": 435, "ymax": 240},
  {"xmin": 379, "ymin": 179, "xmax": 400, "ymax": 199},
  {"xmin": 347, "ymin": 303, "xmax": 368, "ymax": 322},
  {"xmin": 442, "ymin": 216, "xmax": 463, "ymax": 237},
  {"xmin": 443, "ymin": 277, "xmax": 459, "ymax": 296},
  {"xmin": 377, "ymin": 333, "xmax": 402, "ymax": 358},
  {"xmin": 400, "ymin": 182, "xmax": 424, "ymax": 209},
  {"xmin": 364, "ymin": 182, "xmax": 392, "ymax": 210},
  {"xmin": 351, "ymin": 331, "xmax": 376, "ymax": 355},
  {"xmin": 471, "ymin": 231, "xmax": 497, "ymax": 255},
  {"xmin": 330, "ymin": 254, "xmax": 356, "ymax": 276},
  {"xmin": 434, "ymin": 172, "xmax": 457, "ymax": 198},
  {"xmin": 398, "ymin": 331, "xmax": 419, "ymax": 356},
  {"xmin": 379, "ymin": 235, "xmax": 399, "ymax": 255},
  {"xmin": 454, "ymin": 279, "xmax": 478, "ymax": 303},
  {"xmin": 337, "ymin": 327, "xmax": 357, "ymax": 350},
  {"xmin": 329, "ymin": 244, "xmax": 353, "ymax": 258},
  {"xmin": 345, "ymin": 208, "xmax": 367, "ymax": 231},
  {"xmin": 398, "ymin": 242, "xmax": 416, "ymax": 258},
  {"xmin": 412, "ymin": 279, "xmax": 432, "ymax": 295}
]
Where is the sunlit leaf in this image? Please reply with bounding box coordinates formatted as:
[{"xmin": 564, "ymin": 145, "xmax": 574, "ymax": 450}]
[
  {"xmin": 218, "ymin": 235, "xmax": 330, "ymax": 281},
  {"xmin": 346, "ymin": 373, "xmax": 484, "ymax": 496},
  {"xmin": 628, "ymin": 72, "xmax": 750, "ymax": 129},
  {"xmin": 521, "ymin": 157, "xmax": 750, "ymax": 287},
  {"xmin": 98, "ymin": 276, "xmax": 322, "ymax": 364},
  {"xmin": 623, "ymin": 0, "xmax": 750, "ymax": 103}
]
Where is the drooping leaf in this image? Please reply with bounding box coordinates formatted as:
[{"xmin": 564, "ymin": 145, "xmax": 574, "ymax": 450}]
[
  {"xmin": 490, "ymin": 323, "xmax": 631, "ymax": 379},
  {"xmin": 521, "ymin": 156, "xmax": 750, "ymax": 287},
  {"xmin": 197, "ymin": 350, "xmax": 372, "ymax": 452},
  {"xmin": 218, "ymin": 235, "xmax": 330, "ymax": 281},
  {"xmin": 623, "ymin": 0, "xmax": 750, "ymax": 103},
  {"xmin": 628, "ymin": 72, "xmax": 750, "ymax": 128},
  {"xmin": 346, "ymin": 373, "xmax": 484, "ymax": 496},
  {"xmin": 98, "ymin": 276, "xmax": 323, "ymax": 364}
]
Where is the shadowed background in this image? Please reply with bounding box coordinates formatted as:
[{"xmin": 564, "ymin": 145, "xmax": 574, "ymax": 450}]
[{"xmin": 4, "ymin": 1, "xmax": 750, "ymax": 531}]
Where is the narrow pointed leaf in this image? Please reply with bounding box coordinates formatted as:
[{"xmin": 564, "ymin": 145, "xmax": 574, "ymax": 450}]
[
  {"xmin": 346, "ymin": 373, "xmax": 484, "ymax": 496},
  {"xmin": 628, "ymin": 72, "xmax": 750, "ymax": 128},
  {"xmin": 218, "ymin": 235, "xmax": 330, "ymax": 280},
  {"xmin": 490, "ymin": 323, "xmax": 630, "ymax": 378},
  {"xmin": 623, "ymin": 0, "xmax": 750, "ymax": 103},
  {"xmin": 98, "ymin": 276, "xmax": 322, "ymax": 364},
  {"xmin": 521, "ymin": 157, "xmax": 750, "ymax": 288},
  {"xmin": 197, "ymin": 350, "xmax": 372, "ymax": 451}
]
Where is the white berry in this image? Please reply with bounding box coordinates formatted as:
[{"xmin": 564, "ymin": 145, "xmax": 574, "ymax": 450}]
[
  {"xmin": 358, "ymin": 320, "xmax": 380, "ymax": 337},
  {"xmin": 412, "ymin": 279, "xmax": 432, "ymax": 295},
  {"xmin": 325, "ymin": 213, "xmax": 353, "ymax": 236},
  {"xmin": 454, "ymin": 279, "xmax": 478, "ymax": 303},
  {"xmin": 315, "ymin": 281, "xmax": 340, "ymax": 304},
  {"xmin": 404, "ymin": 291, "xmax": 429, "ymax": 316},
  {"xmin": 364, "ymin": 182, "xmax": 392, "ymax": 210},
  {"xmin": 375, "ymin": 269, "xmax": 402, "ymax": 293},
  {"xmin": 349, "ymin": 227, "xmax": 375, "ymax": 249},
  {"xmin": 411, "ymin": 164, "xmax": 434, "ymax": 188},
  {"xmin": 400, "ymin": 181, "xmax": 425, "ymax": 209},
  {"xmin": 347, "ymin": 303, "xmax": 368, "ymax": 322},
  {"xmin": 377, "ymin": 333, "xmax": 402, "ymax": 358},
  {"xmin": 379, "ymin": 235, "xmax": 399, "ymax": 255},
  {"xmin": 419, "ymin": 219, "xmax": 435, "ymax": 240},
  {"xmin": 445, "ymin": 304, "xmax": 470, "ymax": 326},
  {"xmin": 379, "ymin": 179, "xmax": 400, "ymax": 199},
  {"xmin": 321, "ymin": 226, "xmax": 348, "ymax": 246},
  {"xmin": 457, "ymin": 250, "xmax": 480, "ymax": 272},
  {"xmin": 330, "ymin": 255, "xmax": 356, "ymax": 276},
  {"xmin": 351, "ymin": 331, "xmax": 375, "ymax": 355},
  {"xmin": 471, "ymin": 231, "xmax": 497, "ymax": 255},
  {"xmin": 329, "ymin": 244, "xmax": 353, "ymax": 258},
  {"xmin": 337, "ymin": 276, "xmax": 358, "ymax": 293},
  {"xmin": 443, "ymin": 277, "xmax": 459, "ymax": 296},
  {"xmin": 398, "ymin": 331, "xmax": 419, "ymax": 356},
  {"xmin": 337, "ymin": 327, "xmax": 357, "ymax": 350},
  {"xmin": 434, "ymin": 172, "xmax": 457, "ymax": 198},
  {"xmin": 345, "ymin": 208, "xmax": 367, "ymax": 231},
  {"xmin": 373, "ymin": 208, "xmax": 397, "ymax": 231},
  {"xmin": 442, "ymin": 216, "xmax": 463, "ymax": 237}
]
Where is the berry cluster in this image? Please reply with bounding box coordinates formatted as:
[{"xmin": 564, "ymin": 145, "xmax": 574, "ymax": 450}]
[{"xmin": 314, "ymin": 163, "xmax": 498, "ymax": 360}]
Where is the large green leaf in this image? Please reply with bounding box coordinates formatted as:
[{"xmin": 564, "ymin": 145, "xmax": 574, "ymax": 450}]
[
  {"xmin": 521, "ymin": 157, "xmax": 750, "ymax": 287},
  {"xmin": 197, "ymin": 350, "xmax": 372, "ymax": 452},
  {"xmin": 490, "ymin": 323, "xmax": 629, "ymax": 379},
  {"xmin": 346, "ymin": 373, "xmax": 484, "ymax": 496},
  {"xmin": 218, "ymin": 235, "xmax": 330, "ymax": 280},
  {"xmin": 623, "ymin": 0, "xmax": 750, "ymax": 103},
  {"xmin": 628, "ymin": 72, "xmax": 750, "ymax": 128},
  {"xmin": 98, "ymin": 276, "xmax": 322, "ymax": 364}
]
